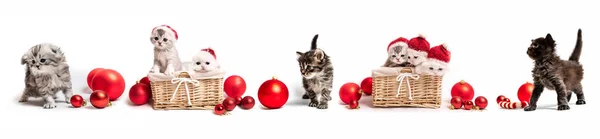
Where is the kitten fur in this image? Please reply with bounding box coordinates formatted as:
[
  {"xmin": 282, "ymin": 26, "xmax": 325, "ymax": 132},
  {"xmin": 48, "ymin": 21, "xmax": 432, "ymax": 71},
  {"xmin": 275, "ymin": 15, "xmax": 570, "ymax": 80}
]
[
  {"xmin": 383, "ymin": 44, "xmax": 409, "ymax": 67},
  {"xmin": 415, "ymin": 60, "xmax": 448, "ymax": 76},
  {"xmin": 20, "ymin": 43, "xmax": 73, "ymax": 109},
  {"xmin": 524, "ymin": 29, "xmax": 584, "ymax": 111},
  {"xmin": 182, "ymin": 50, "xmax": 220, "ymax": 73},
  {"xmin": 406, "ymin": 49, "xmax": 428, "ymax": 67},
  {"xmin": 150, "ymin": 26, "xmax": 183, "ymax": 75},
  {"xmin": 296, "ymin": 34, "xmax": 334, "ymax": 109}
]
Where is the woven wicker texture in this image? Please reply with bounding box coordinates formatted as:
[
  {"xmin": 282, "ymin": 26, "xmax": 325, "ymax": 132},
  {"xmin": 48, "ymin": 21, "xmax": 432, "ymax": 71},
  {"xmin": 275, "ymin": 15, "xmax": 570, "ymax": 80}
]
[
  {"xmin": 150, "ymin": 72, "xmax": 224, "ymax": 110},
  {"xmin": 372, "ymin": 67, "xmax": 442, "ymax": 108}
]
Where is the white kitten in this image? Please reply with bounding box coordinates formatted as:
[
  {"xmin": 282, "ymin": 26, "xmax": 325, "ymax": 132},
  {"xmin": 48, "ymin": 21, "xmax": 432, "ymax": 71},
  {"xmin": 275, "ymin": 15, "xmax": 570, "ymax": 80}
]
[
  {"xmin": 406, "ymin": 34, "xmax": 430, "ymax": 67},
  {"xmin": 416, "ymin": 43, "xmax": 450, "ymax": 76},
  {"xmin": 149, "ymin": 25, "xmax": 183, "ymax": 75},
  {"xmin": 183, "ymin": 48, "xmax": 220, "ymax": 73}
]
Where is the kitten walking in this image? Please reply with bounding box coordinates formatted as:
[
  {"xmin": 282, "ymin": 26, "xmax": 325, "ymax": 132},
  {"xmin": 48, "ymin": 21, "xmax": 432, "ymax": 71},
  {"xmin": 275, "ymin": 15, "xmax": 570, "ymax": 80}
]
[
  {"xmin": 525, "ymin": 29, "xmax": 585, "ymax": 111},
  {"xmin": 149, "ymin": 25, "xmax": 183, "ymax": 75},
  {"xmin": 296, "ymin": 34, "xmax": 334, "ymax": 109}
]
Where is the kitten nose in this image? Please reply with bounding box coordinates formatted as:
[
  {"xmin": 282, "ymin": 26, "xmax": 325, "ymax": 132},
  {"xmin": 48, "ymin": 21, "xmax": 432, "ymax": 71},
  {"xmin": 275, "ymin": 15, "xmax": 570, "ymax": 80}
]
[{"xmin": 35, "ymin": 65, "xmax": 40, "ymax": 68}]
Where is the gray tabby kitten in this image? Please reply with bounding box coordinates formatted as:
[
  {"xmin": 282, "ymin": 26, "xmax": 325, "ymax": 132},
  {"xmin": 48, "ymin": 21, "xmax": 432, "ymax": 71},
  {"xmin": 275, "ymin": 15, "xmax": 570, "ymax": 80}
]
[
  {"xmin": 149, "ymin": 25, "xmax": 183, "ymax": 75},
  {"xmin": 296, "ymin": 34, "xmax": 334, "ymax": 109},
  {"xmin": 20, "ymin": 43, "xmax": 73, "ymax": 109}
]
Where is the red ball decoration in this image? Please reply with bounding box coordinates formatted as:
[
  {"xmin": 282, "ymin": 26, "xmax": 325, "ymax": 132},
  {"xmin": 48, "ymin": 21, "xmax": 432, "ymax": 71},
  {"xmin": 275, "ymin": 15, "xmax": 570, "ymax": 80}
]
[
  {"xmin": 360, "ymin": 77, "xmax": 373, "ymax": 95},
  {"xmin": 339, "ymin": 82, "xmax": 361, "ymax": 104},
  {"xmin": 503, "ymin": 98, "xmax": 511, "ymax": 102},
  {"xmin": 348, "ymin": 100, "xmax": 359, "ymax": 109},
  {"xmin": 240, "ymin": 96, "xmax": 255, "ymax": 110},
  {"xmin": 234, "ymin": 96, "xmax": 242, "ymax": 105},
  {"xmin": 139, "ymin": 76, "xmax": 151, "ymax": 86},
  {"xmin": 451, "ymin": 80, "xmax": 475, "ymax": 101},
  {"xmin": 91, "ymin": 69, "xmax": 126, "ymax": 101},
  {"xmin": 223, "ymin": 75, "xmax": 247, "ymax": 98},
  {"xmin": 222, "ymin": 97, "xmax": 237, "ymax": 111},
  {"xmin": 70, "ymin": 95, "xmax": 86, "ymax": 108},
  {"xmin": 90, "ymin": 90, "xmax": 111, "ymax": 109},
  {"xmin": 87, "ymin": 68, "xmax": 104, "ymax": 89},
  {"xmin": 450, "ymin": 96, "xmax": 463, "ymax": 110},
  {"xmin": 518, "ymin": 82, "xmax": 534, "ymax": 103},
  {"xmin": 496, "ymin": 95, "xmax": 506, "ymax": 104},
  {"xmin": 463, "ymin": 100, "xmax": 474, "ymax": 110},
  {"xmin": 257, "ymin": 76, "xmax": 289, "ymax": 109},
  {"xmin": 474, "ymin": 96, "xmax": 488, "ymax": 110},
  {"xmin": 129, "ymin": 83, "xmax": 150, "ymax": 105},
  {"xmin": 214, "ymin": 104, "xmax": 226, "ymax": 115}
]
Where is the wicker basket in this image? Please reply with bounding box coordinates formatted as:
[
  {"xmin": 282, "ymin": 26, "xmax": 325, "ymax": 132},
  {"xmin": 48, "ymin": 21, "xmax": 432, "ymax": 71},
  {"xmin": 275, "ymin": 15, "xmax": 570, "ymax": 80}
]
[
  {"xmin": 149, "ymin": 71, "xmax": 224, "ymax": 110},
  {"xmin": 371, "ymin": 67, "xmax": 443, "ymax": 108}
]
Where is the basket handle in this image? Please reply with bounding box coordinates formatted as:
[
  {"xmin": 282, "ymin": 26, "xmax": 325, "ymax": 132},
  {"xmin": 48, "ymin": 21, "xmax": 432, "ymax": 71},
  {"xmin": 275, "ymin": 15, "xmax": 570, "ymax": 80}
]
[{"xmin": 399, "ymin": 67, "xmax": 414, "ymax": 73}]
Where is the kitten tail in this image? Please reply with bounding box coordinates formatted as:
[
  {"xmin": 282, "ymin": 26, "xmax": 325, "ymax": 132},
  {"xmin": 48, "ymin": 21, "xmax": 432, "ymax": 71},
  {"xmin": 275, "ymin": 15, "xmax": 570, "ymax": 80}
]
[
  {"xmin": 311, "ymin": 34, "xmax": 319, "ymax": 50},
  {"xmin": 568, "ymin": 29, "xmax": 583, "ymax": 62}
]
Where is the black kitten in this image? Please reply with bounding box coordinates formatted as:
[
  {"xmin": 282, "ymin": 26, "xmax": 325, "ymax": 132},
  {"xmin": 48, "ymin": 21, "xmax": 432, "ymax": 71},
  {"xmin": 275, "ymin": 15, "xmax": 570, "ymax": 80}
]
[
  {"xmin": 296, "ymin": 34, "xmax": 334, "ymax": 109},
  {"xmin": 525, "ymin": 29, "xmax": 585, "ymax": 111}
]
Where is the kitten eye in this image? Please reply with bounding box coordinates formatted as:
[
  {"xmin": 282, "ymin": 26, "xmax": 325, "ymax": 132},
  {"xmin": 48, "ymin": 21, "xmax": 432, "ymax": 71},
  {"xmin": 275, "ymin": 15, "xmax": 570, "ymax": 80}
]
[
  {"xmin": 400, "ymin": 55, "xmax": 405, "ymax": 57},
  {"xmin": 429, "ymin": 67, "xmax": 434, "ymax": 70},
  {"xmin": 391, "ymin": 55, "xmax": 396, "ymax": 58},
  {"xmin": 40, "ymin": 59, "xmax": 46, "ymax": 63},
  {"xmin": 163, "ymin": 38, "xmax": 168, "ymax": 42},
  {"xmin": 414, "ymin": 56, "xmax": 418, "ymax": 59},
  {"xmin": 205, "ymin": 62, "xmax": 210, "ymax": 65},
  {"xmin": 438, "ymin": 68, "xmax": 443, "ymax": 71},
  {"xmin": 154, "ymin": 37, "xmax": 159, "ymax": 40},
  {"xmin": 31, "ymin": 60, "xmax": 35, "ymax": 64},
  {"xmin": 196, "ymin": 62, "xmax": 201, "ymax": 65}
]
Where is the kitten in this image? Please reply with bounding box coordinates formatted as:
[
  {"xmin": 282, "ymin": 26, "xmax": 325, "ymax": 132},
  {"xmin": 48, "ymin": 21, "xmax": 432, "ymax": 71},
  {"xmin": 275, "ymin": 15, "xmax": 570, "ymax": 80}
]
[
  {"xmin": 182, "ymin": 48, "xmax": 220, "ymax": 73},
  {"xmin": 416, "ymin": 43, "xmax": 450, "ymax": 76},
  {"xmin": 406, "ymin": 34, "xmax": 430, "ymax": 67},
  {"xmin": 20, "ymin": 43, "xmax": 73, "ymax": 109},
  {"xmin": 524, "ymin": 29, "xmax": 584, "ymax": 111},
  {"xmin": 296, "ymin": 34, "xmax": 334, "ymax": 109},
  {"xmin": 149, "ymin": 25, "xmax": 183, "ymax": 75},
  {"xmin": 383, "ymin": 37, "xmax": 409, "ymax": 67}
]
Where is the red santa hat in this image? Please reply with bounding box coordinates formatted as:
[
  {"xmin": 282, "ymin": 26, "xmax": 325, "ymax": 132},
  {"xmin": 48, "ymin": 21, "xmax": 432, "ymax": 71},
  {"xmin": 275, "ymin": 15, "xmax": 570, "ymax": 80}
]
[
  {"xmin": 201, "ymin": 48, "xmax": 216, "ymax": 59},
  {"xmin": 152, "ymin": 25, "xmax": 179, "ymax": 40},
  {"xmin": 427, "ymin": 43, "xmax": 450, "ymax": 63},
  {"xmin": 387, "ymin": 37, "xmax": 409, "ymax": 52},
  {"xmin": 407, "ymin": 34, "xmax": 430, "ymax": 52}
]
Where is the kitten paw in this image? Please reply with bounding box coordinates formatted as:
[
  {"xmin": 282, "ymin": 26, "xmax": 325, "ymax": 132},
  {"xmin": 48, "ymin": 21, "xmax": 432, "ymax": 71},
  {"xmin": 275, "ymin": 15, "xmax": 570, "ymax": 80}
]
[
  {"xmin": 576, "ymin": 100, "xmax": 586, "ymax": 105},
  {"xmin": 524, "ymin": 105, "xmax": 536, "ymax": 111},
  {"xmin": 65, "ymin": 98, "xmax": 71, "ymax": 104},
  {"xmin": 43, "ymin": 103, "xmax": 57, "ymax": 109},
  {"xmin": 302, "ymin": 94, "xmax": 309, "ymax": 99},
  {"xmin": 317, "ymin": 104, "xmax": 328, "ymax": 109},
  {"xmin": 18, "ymin": 98, "xmax": 28, "ymax": 102},
  {"xmin": 308, "ymin": 101, "xmax": 318, "ymax": 107},
  {"xmin": 557, "ymin": 105, "xmax": 570, "ymax": 110},
  {"xmin": 53, "ymin": 95, "xmax": 58, "ymax": 99}
]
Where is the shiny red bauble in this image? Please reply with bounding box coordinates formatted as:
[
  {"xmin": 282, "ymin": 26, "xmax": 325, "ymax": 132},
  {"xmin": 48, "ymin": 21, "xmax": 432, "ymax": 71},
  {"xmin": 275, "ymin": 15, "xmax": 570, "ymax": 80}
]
[
  {"xmin": 223, "ymin": 75, "xmax": 247, "ymax": 98},
  {"xmin": 234, "ymin": 96, "xmax": 242, "ymax": 105},
  {"xmin": 87, "ymin": 68, "xmax": 104, "ymax": 88},
  {"xmin": 360, "ymin": 77, "xmax": 373, "ymax": 95},
  {"xmin": 128, "ymin": 83, "xmax": 151, "ymax": 105},
  {"xmin": 474, "ymin": 96, "xmax": 488, "ymax": 110},
  {"xmin": 240, "ymin": 96, "xmax": 255, "ymax": 110},
  {"xmin": 463, "ymin": 100, "xmax": 474, "ymax": 110},
  {"xmin": 518, "ymin": 82, "xmax": 534, "ymax": 103},
  {"xmin": 451, "ymin": 80, "xmax": 475, "ymax": 101},
  {"xmin": 348, "ymin": 100, "xmax": 359, "ymax": 109},
  {"xmin": 222, "ymin": 97, "xmax": 237, "ymax": 111},
  {"xmin": 214, "ymin": 104, "xmax": 226, "ymax": 115},
  {"xmin": 91, "ymin": 69, "xmax": 125, "ymax": 101},
  {"xmin": 70, "ymin": 95, "xmax": 86, "ymax": 108},
  {"xmin": 339, "ymin": 82, "xmax": 361, "ymax": 104},
  {"xmin": 450, "ymin": 96, "xmax": 463, "ymax": 109},
  {"xmin": 503, "ymin": 98, "xmax": 511, "ymax": 102},
  {"xmin": 496, "ymin": 95, "xmax": 506, "ymax": 104},
  {"xmin": 139, "ymin": 76, "xmax": 151, "ymax": 86},
  {"xmin": 90, "ymin": 90, "xmax": 111, "ymax": 109},
  {"xmin": 257, "ymin": 76, "xmax": 289, "ymax": 109}
]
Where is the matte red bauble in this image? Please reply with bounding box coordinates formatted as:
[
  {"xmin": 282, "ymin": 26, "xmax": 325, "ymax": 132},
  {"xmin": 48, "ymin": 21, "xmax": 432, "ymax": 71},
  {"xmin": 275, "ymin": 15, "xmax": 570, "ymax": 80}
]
[
  {"xmin": 450, "ymin": 96, "xmax": 463, "ymax": 110},
  {"xmin": 129, "ymin": 83, "xmax": 150, "ymax": 105},
  {"xmin": 518, "ymin": 82, "xmax": 534, "ymax": 103},
  {"xmin": 339, "ymin": 82, "xmax": 361, "ymax": 104},
  {"xmin": 70, "ymin": 95, "xmax": 86, "ymax": 108},
  {"xmin": 240, "ymin": 96, "xmax": 255, "ymax": 110},
  {"xmin": 257, "ymin": 76, "xmax": 289, "ymax": 109},
  {"xmin": 474, "ymin": 96, "xmax": 488, "ymax": 110},
  {"xmin": 214, "ymin": 104, "xmax": 226, "ymax": 115},
  {"xmin": 87, "ymin": 68, "xmax": 104, "ymax": 89},
  {"xmin": 360, "ymin": 77, "xmax": 373, "ymax": 95},
  {"xmin": 91, "ymin": 69, "xmax": 126, "ymax": 101},
  {"xmin": 224, "ymin": 75, "xmax": 247, "ymax": 98},
  {"xmin": 496, "ymin": 95, "xmax": 506, "ymax": 104},
  {"xmin": 348, "ymin": 100, "xmax": 359, "ymax": 109},
  {"xmin": 463, "ymin": 100, "xmax": 474, "ymax": 110},
  {"xmin": 223, "ymin": 97, "xmax": 237, "ymax": 111},
  {"xmin": 90, "ymin": 90, "xmax": 111, "ymax": 108},
  {"xmin": 451, "ymin": 80, "xmax": 475, "ymax": 101}
]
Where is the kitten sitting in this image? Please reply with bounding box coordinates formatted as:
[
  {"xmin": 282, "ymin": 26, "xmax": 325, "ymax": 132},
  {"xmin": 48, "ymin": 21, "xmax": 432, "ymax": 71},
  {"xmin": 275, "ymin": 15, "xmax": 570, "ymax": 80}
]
[
  {"xmin": 524, "ymin": 29, "xmax": 585, "ymax": 111},
  {"xmin": 20, "ymin": 43, "xmax": 73, "ymax": 109},
  {"xmin": 416, "ymin": 43, "xmax": 450, "ymax": 76},
  {"xmin": 383, "ymin": 37, "xmax": 410, "ymax": 67},
  {"xmin": 149, "ymin": 25, "xmax": 183, "ymax": 76},
  {"xmin": 406, "ymin": 34, "xmax": 430, "ymax": 67},
  {"xmin": 296, "ymin": 34, "xmax": 334, "ymax": 109},
  {"xmin": 182, "ymin": 48, "xmax": 220, "ymax": 73}
]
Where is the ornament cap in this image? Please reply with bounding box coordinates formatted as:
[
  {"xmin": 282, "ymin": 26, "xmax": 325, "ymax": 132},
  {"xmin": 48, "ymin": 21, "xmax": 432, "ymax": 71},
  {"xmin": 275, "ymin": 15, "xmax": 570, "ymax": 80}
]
[
  {"xmin": 136, "ymin": 80, "xmax": 140, "ymax": 84},
  {"xmin": 272, "ymin": 76, "xmax": 277, "ymax": 80},
  {"xmin": 460, "ymin": 80, "xmax": 466, "ymax": 84}
]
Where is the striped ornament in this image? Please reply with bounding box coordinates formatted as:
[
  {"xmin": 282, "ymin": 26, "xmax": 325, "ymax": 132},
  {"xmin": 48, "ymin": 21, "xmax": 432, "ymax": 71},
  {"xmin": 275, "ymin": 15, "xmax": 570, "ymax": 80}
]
[{"xmin": 498, "ymin": 101, "xmax": 528, "ymax": 109}]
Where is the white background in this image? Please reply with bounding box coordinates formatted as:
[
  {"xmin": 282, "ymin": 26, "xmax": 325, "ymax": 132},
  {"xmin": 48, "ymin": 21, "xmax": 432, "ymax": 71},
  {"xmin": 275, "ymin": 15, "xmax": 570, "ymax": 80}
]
[{"xmin": 1, "ymin": 0, "xmax": 598, "ymax": 138}]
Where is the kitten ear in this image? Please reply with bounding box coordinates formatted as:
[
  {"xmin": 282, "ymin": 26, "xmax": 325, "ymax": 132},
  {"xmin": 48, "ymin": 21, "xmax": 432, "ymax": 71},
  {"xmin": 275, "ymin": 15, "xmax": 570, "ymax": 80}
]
[
  {"xmin": 545, "ymin": 33, "xmax": 555, "ymax": 42},
  {"xmin": 50, "ymin": 45, "xmax": 65, "ymax": 61},
  {"xmin": 296, "ymin": 51, "xmax": 303, "ymax": 59},
  {"xmin": 314, "ymin": 49, "xmax": 325, "ymax": 60},
  {"xmin": 21, "ymin": 53, "xmax": 28, "ymax": 65}
]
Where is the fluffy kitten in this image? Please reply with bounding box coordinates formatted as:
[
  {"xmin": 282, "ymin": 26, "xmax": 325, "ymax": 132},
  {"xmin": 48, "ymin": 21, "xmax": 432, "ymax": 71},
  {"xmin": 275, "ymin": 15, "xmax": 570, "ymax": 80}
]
[
  {"xmin": 406, "ymin": 34, "xmax": 430, "ymax": 67},
  {"xmin": 296, "ymin": 34, "xmax": 334, "ymax": 109},
  {"xmin": 20, "ymin": 43, "xmax": 73, "ymax": 109},
  {"xmin": 524, "ymin": 29, "xmax": 585, "ymax": 111},
  {"xmin": 149, "ymin": 25, "xmax": 183, "ymax": 75},
  {"xmin": 182, "ymin": 48, "xmax": 220, "ymax": 73},
  {"xmin": 383, "ymin": 37, "xmax": 409, "ymax": 67},
  {"xmin": 416, "ymin": 43, "xmax": 450, "ymax": 76}
]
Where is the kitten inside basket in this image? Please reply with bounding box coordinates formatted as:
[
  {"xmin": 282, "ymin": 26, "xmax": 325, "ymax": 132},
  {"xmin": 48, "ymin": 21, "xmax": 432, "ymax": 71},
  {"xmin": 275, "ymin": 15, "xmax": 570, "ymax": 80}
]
[
  {"xmin": 415, "ymin": 43, "xmax": 451, "ymax": 76},
  {"xmin": 182, "ymin": 48, "xmax": 223, "ymax": 76}
]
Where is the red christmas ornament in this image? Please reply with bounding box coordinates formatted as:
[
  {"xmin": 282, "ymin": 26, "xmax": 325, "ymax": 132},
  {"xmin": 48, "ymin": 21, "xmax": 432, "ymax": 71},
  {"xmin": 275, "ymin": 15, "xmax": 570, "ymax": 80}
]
[
  {"xmin": 257, "ymin": 76, "xmax": 289, "ymax": 109},
  {"xmin": 474, "ymin": 96, "xmax": 488, "ymax": 110},
  {"xmin": 128, "ymin": 83, "xmax": 150, "ymax": 105},
  {"xmin": 450, "ymin": 96, "xmax": 463, "ymax": 110},
  {"xmin": 339, "ymin": 82, "xmax": 362, "ymax": 104},
  {"xmin": 234, "ymin": 96, "xmax": 243, "ymax": 105},
  {"xmin": 224, "ymin": 75, "xmax": 247, "ymax": 98},
  {"xmin": 496, "ymin": 95, "xmax": 506, "ymax": 104},
  {"xmin": 240, "ymin": 96, "xmax": 255, "ymax": 110},
  {"xmin": 360, "ymin": 77, "xmax": 373, "ymax": 95},
  {"xmin": 451, "ymin": 80, "xmax": 475, "ymax": 101},
  {"xmin": 503, "ymin": 98, "xmax": 511, "ymax": 102},
  {"xmin": 87, "ymin": 68, "xmax": 105, "ymax": 89},
  {"xmin": 518, "ymin": 82, "xmax": 534, "ymax": 103},
  {"xmin": 91, "ymin": 69, "xmax": 126, "ymax": 101},
  {"xmin": 214, "ymin": 104, "xmax": 226, "ymax": 115},
  {"xmin": 348, "ymin": 100, "xmax": 359, "ymax": 109},
  {"xmin": 90, "ymin": 90, "xmax": 111, "ymax": 109},
  {"xmin": 139, "ymin": 76, "xmax": 151, "ymax": 86},
  {"xmin": 70, "ymin": 95, "xmax": 86, "ymax": 108},
  {"xmin": 463, "ymin": 100, "xmax": 474, "ymax": 110},
  {"xmin": 222, "ymin": 97, "xmax": 237, "ymax": 111}
]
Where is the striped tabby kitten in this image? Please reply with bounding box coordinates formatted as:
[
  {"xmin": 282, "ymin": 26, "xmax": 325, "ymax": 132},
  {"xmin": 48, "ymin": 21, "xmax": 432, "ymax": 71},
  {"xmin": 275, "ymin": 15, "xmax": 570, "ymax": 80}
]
[{"xmin": 296, "ymin": 34, "xmax": 334, "ymax": 109}]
